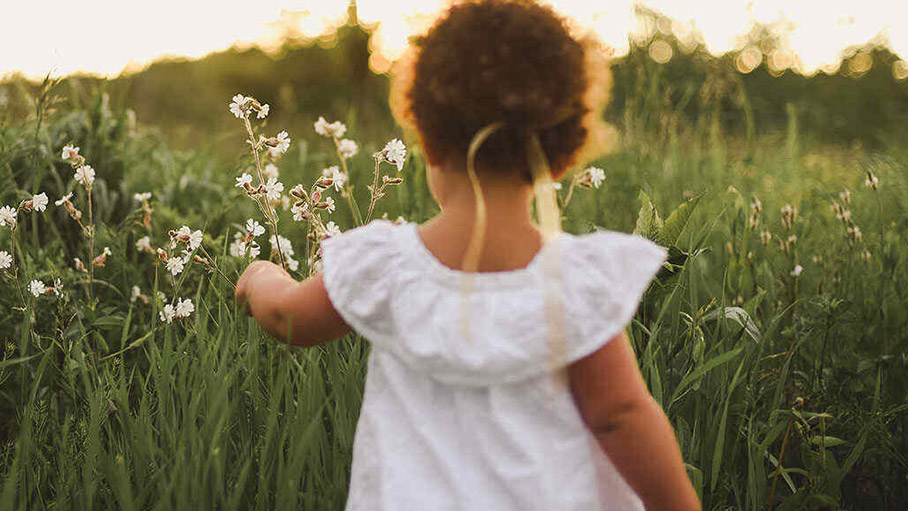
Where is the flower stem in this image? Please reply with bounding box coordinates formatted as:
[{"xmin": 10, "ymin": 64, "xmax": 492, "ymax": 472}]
[
  {"xmin": 87, "ymin": 188, "xmax": 94, "ymax": 303},
  {"xmin": 333, "ymin": 136, "xmax": 363, "ymax": 225},
  {"xmin": 199, "ymin": 246, "xmax": 237, "ymax": 290},
  {"xmin": 8, "ymin": 223, "xmax": 27, "ymax": 308},
  {"xmin": 562, "ymin": 173, "xmax": 580, "ymax": 209},
  {"xmin": 366, "ymin": 157, "xmax": 383, "ymax": 222},
  {"xmin": 243, "ymin": 116, "xmax": 287, "ymax": 271}
]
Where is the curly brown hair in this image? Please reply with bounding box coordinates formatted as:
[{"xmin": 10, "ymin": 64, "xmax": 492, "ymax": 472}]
[{"xmin": 390, "ymin": 0, "xmax": 615, "ymax": 181}]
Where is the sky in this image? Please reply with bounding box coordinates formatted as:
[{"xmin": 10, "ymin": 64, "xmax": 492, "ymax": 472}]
[{"xmin": 2, "ymin": 0, "xmax": 907, "ymax": 79}]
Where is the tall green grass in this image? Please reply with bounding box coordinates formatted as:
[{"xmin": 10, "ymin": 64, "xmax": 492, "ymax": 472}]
[{"xmin": 1, "ymin": 85, "xmax": 906, "ymax": 511}]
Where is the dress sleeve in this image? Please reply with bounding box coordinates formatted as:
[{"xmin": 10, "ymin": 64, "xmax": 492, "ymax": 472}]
[
  {"xmin": 319, "ymin": 220, "xmax": 398, "ymax": 342},
  {"xmin": 563, "ymin": 230, "xmax": 668, "ymax": 363}
]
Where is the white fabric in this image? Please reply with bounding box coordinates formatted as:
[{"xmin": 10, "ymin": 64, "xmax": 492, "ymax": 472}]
[{"xmin": 320, "ymin": 220, "xmax": 667, "ymax": 511}]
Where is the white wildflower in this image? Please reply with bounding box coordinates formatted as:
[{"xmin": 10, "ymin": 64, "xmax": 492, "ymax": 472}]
[
  {"xmin": 323, "ymin": 196, "xmax": 336, "ymax": 214},
  {"xmin": 0, "ymin": 251, "xmax": 11, "ymax": 269},
  {"xmin": 245, "ymin": 219, "xmax": 265, "ymax": 237},
  {"xmin": 159, "ymin": 304, "xmax": 176, "ymax": 323},
  {"xmin": 52, "ymin": 278, "xmax": 63, "ymax": 297},
  {"xmin": 134, "ymin": 192, "xmax": 152, "ymax": 202},
  {"xmin": 382, "ymin": 138, "xmax": 407, "ymax": 171},
  {"xmin": 321, "ymin": 165, "xmax": 348, "ymax": 192},
  {"xmin": 229, "ymin": 94, "xmax": 249, "ymax": 119},
  {"xmin": 74, "ymin": 165, "xmax": 95, "ymax": 187},
  {"xmin": 325, "ymin": 221, "xmax": 341, "ymax": 237},
  {"xmin": 29, "ymin": 280, "xmax": 46, "ymax": 297},
  {"xmin": 338, "ymin": 139, "xmax": 358, "ymax": 159},
  {"xmin": 271, "ymin": 131, "xmax": 291, "ymax": 156},
  {"xmin": 586, "ymin": 167, "xmax": 605, "ymax": 188},
  {"xmin": 131, "ymin": 285, "xmax": 142, "ymax": 303},
  {"xmin": 166, "ymin": 256, "xmax": 185, "ymax": 276},
  {"xmin": 0, "ymin": 206, "xmax": 16, "ymax": 228},
  {"xmin": 264, "ymin": 177, "xmax": 284, "ymax": 202},
  {"xmin": 32, "ymin": 193, "xmax": 48, "ymax": 212},
  {"xmin": 61, "ymin": 144, "xmax": 80, "ymax": 161},
  {"xmin": 291, "ymin": 202, "xmax": 309, "ymax": 222},
  {"xmin": 136, "ymin": 236, "xmax": 152, "ymax": 252},
  {"xmin": 264, "ymin": 163, "xmax": 279, "ymax": 180},
  {"xmin": 286, "ymin": 256, "xmax": 299, "ymax": 272},
  {"xmin": 270, "ymin": 234, "xmax": 295, "ymax": 257},
  {"xmin": 188, "ymin": 230, "xmax": 203, "ymax": 251},
  {"xmin": 55, "ymin": 193, "xmax": 73, "ymax": 206},
  {"xmin": 790, "ymin": 265, "xmax": 803, "ymax": 277},
  {"xmin": 175, "ymin": 298, "xmax": 195, "ymax": 318},
  {"xmin": 314, "ymin": 117, "xmax": 347, "ymax": 138},
  {"xmin": 257, "ymin": 103, "xmax": 270, "ymax": 119},
  {"xmin": 157, "ymin": 291, "xmax": 167, "ymax": 303},
  {"xmin": 235, "ymin": 173, "xmax": 253, "ymax": 189}
]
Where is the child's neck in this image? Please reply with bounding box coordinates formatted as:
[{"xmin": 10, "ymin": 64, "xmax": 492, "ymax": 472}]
[{"xmin": 419, "ymin": 175, "xmax": 543, "ymax": 273}]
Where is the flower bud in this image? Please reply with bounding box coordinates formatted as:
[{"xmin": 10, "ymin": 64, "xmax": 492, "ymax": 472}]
[
  {"xmin": 290, "ymin": 185, "xmax": 305, "ymax": 198},
  {"xmin": 316, "ymin": 177, "xmax": 333, "ymax": 189},
  {"xmin": 382, "ymin": 176, "xmax": 403, "ymax": 185},
  {"xmin": 157, "ymin": 248, "xmax": 168, "ymax": 262},
  {"xmin": 311, "ymin": 190, "xmax": 321, "ymax": 202}
]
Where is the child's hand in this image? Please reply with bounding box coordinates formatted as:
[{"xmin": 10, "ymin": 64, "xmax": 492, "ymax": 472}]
[
  {"xmin": 235, "ymin": 260, "xmax": 287, "ymax": 315},
  {"xmin": 232, "ymin": 260, "xmax": 350, "ymax": 347}
]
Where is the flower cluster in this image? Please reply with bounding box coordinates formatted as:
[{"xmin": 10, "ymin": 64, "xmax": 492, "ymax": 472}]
[
  {"xmin": 748, "ymin": 197, "xmax": 762, "ymax": 230},
  {"xmin": 28, "ymin": 278, "xmax": 63, "ymax": 298},
  {"xmin": 229, "ymin": 94, "xmax": 270, "ymax": 120},
  {"xmin": 229, "ymin": 219, "xmax": 265, "ymax": 259},
  {"xmin": 63, "ymin": 144, "xmax": 95, "ymax": 189},
  {"xmin": 159, "ymin": 297, "xmax": 195, "ymax": 324},
  {"xmin": 314, "ymin": 117, "xmax": 358, "ymax": 160}
]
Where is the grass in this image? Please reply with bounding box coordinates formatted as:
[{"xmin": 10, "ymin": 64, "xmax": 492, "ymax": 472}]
[{"xmin": 0, "ymin": 86, "xmax": 906, "ymax": 510}]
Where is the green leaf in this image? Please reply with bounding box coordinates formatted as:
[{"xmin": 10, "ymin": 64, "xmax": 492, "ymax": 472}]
[
  {"xmin": 669, "ymin": 347, "xmax": 744, "ymax": 408},
  {"xmin": 634, "ymin": 190, "xmax": 662, "ymax": 241},
  {"xmin": 810, "ymin": 436, "xmax": 846, "ymax": 448},
  {"xmin": 659, "ymin": 195, "xmax": 700, "ymax": 247},
  {"xmin": 702, "ymin": 306, "xmax": 762, "ymax": 343}
]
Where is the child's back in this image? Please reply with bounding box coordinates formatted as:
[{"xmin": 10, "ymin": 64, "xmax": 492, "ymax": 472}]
[
  {"xmin": 235, "ymin": 1, "xmax": 701, "ymax": 509},
  {"xmin": 322, "ymin": 220, "xmax": 664, "ymax": 510}
]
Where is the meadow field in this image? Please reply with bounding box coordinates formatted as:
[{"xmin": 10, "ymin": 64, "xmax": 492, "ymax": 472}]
[{"xmin": 1, "ymin": 18, "xmax": 908, "ymax": 511}]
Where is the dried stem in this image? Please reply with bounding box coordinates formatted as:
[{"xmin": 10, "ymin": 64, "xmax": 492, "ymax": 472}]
[
  {"xmin": 365, "ymin": 157, "xmax": 384, "ymax": 223},
  {"xmin": 562, "ymin": 173, "xmax": 580, "ymax": 209}
]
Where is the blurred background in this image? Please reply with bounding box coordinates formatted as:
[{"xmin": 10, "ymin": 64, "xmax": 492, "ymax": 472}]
[{"xmin": 3, "ymin": 0, "xmax": 908, "ymax": 159}]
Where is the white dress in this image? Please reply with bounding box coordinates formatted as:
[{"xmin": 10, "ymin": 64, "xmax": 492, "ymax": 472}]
[{"xmin": 320, "ymin": 220, "xmax": 667, "ymax": 511}]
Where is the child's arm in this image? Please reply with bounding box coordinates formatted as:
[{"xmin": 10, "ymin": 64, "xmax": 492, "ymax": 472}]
[
  {"xmin": 568, "ymin": 331, "xmax": 701, "ymax": 511},
  {"xmin": 235, "ymin": 260, "xmax": 351, "ymax": 347}
]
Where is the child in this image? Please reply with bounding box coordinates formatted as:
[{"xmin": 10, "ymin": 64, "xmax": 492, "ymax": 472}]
[{"xmin": 235, "ymin": 1, "xmax": 701, "ymax": 509}]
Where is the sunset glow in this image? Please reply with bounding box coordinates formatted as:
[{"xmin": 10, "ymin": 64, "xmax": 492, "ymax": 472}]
[{"xmin": 2, "ymin": 0, "xmax": 907, "ymax": 79}]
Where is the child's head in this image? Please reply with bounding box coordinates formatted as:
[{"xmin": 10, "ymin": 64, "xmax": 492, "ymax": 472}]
[{"xmin": 390, "ymin": 0, "xmax": 614, "ymax": 187}]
